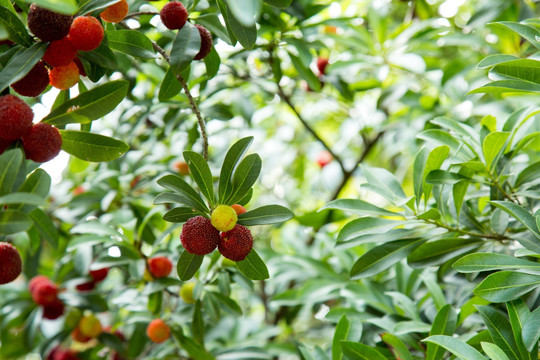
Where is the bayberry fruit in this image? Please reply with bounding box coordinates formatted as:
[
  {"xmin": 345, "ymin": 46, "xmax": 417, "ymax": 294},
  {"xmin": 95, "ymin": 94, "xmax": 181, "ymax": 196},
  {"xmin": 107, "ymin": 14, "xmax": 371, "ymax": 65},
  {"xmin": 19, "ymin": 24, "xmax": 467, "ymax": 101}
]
[
  {"xmin": 27, "ymin": 4, "xmax": 74, "ymax": 42},
  {"xmin": 11, "ymin": 61, "xmax": 49, "ymax": 97},
  {"xmin": 159, "ymin": 1, "xmax": 188, "ymax": 30},
  {"xmin": 0, "ymin": 95, "xmax": 33, "ymax": 141},
  {"xmin": 22, "ymin": 123, "xmax": 62, "ymax": 163},
  {"xmin": 218, "ymin": 225, "xmax": 253, "ymax": 261},
  {"xmin": 180, "ymin": 216, "xmax": 220, "ymax": 255},
  {"xmin": 68, "ymin": 16, "xmax": 104, "ymax": 51},
  {"xmin": 0, "ymin": 242, "xmax": 22, "ymax": 284},
  {"xmin": 194, "ymin": 24, "xmax": 212, "ymax": 60}
]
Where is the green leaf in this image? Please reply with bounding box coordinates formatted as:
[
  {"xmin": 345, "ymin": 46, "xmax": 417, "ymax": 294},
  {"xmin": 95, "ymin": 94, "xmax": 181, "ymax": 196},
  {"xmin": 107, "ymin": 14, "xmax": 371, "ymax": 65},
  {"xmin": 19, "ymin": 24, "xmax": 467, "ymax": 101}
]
[
  {"xmin": 77, "ymin": 0, "xmax": 121, "ymax": 17},
  {"xmin": 174, "ymin": 332, "xmax": 215, "ymax": 360},
  {"xmin": 469, "ymin": 80, "xmax": 540, "ymax": 94},
  {"xmin": 0, "ymin": 5, "xmax": 33, "ymax": 46},
  {"xmin": 408, "ymin": 239, "xmax": 482, "ymax": 267},
  {"xmin": 177, "ymin": 251, "xmax": 204, "ymax": 281},
  {"xmin": 490, "ymin": 201, "xmax": 540, "ymax": 238},
  {"xmin": 453, "ymin": 253, "xmax": 540, "ymax": 273},
  {"xmin": 0, "ymin": 193, "xmax": 46, "ymax": 206},
  {"xmin": 163, "ymin": 207, "xmax": 199, "ymax": 223},
  {"xmin": 477, "ymin": 54, "xmax": 519, "ymax": 69},
  {"xmin": 332, "ymin": 315, "xmax": 350, "ymax": 360},
  {"xmin": 225, "ymin": 3, "xmax": 256, "ymax": 49},
  {"xmin": 289, "ymin": 52, "xmax": 321, "ymax": 92},
  {"xmin": 0, "ymin": 149, "xmax": 23, "ymax": 196},
  {"xmin": 476, "ymin": 305, "xmax": 520, "ymax": 360},
  {"xmin": 474, "ymin": 271, "xmax": 540, "ymax": 303},
  {"xmin": 423, "ymin": 145, "xmax": 449, "ymax": 203},
  {"xmin": 426, "ymin": 305, "xmax": 457, "ymax": 360},
  {"xmin": 106, "ymin": 30, "xmax": 155, "ymax": 59},
  {"xmin": 361, "ymin": 165, "xmax": 409, "ymax": 206},
  {"xmin": 522, "ymin": 307, "xmax": 540, "ymax": 352},
  {"xmin": 170, "ymin": 22, "xmax": 201, "ymax": 75},
  {"xmin": 492, "ymin": 22, "xmax": 540, "ymax": 49},
  {"xmin": 0, "ymin": 210, "xmax": 32, "ymax": 235},
  {"xmin": 156, "ymin": 174, "xmax": 209, "ymax": 214},
  {"xmin": 28, "ymin": 208, "xmax": 58, "ymax": 248},
  {"xmin": 209, "ymin": 291, "xmax": 243, "ymax": 315},
  {"xmin": 263, "ymin": 0, "xmax": 292, "ymax": 8},
  {"xmin": 29, "ymin": 0, "xmax": 77, "ymax": 14},
  {"xmin": 340, "ymin": 342, "xmax": 386, "ymax": 360},
  {"xmin": 506, "ymin": 300, "xmax": 532, "ymax": 360},
  {"xmin": 237, "ymin": 205, "xmax": 294, "ymax": 226},
  {"xmin": 515, "ymin": 161, "xmax": 540, "ymax": 187},
  {"xmin": 59, "ymin": 130, "xmax": 129, "ymax": 162},
  {"xmin": 481, "ymin": 343, "xmax": 511, "ymax": 360},
  {"xmin": 203, "ymin": 46, "xmax": 220, "ymax": 79},
  {"xmin": 218, "ymin": 137, "xmax": 253, "ymax": 204},
  {"xmin": 183, "ymin": 151, "xmax": 215, "ymax": 206},
  {"xmin": 0, "ymin": 43, "xmax": 46, "ymax": 92},
  {"xmin": 196, "ymin": 13, "xmax": 232, "ymax": 45},
  {"xmin": 423, "ymin": 335, "xmax": 487, "ymax": 360},
  {"xmin": 338, "ymin": 217, "xmax": 405, "ymax": 243},
  {"xmin": 425, "ymin": 170, "xmax": 472, "ymax": 184},
  {"xmin": 491, "ymin": 59, "xmax": 540, "ymax": 83},
  {"xmin": 235, "ymin": 249, "xmax": 269, "ymax": 280},
  {"xmin": 192, "ymin": 300, "xmax": 204, "ymax": 346},
  {"xmin": 225, "ymin": 154, "xmax": 261, "ymax": 205},
  {"xmin": 350, "ymin": 239, "xmax": 425, "ymax": 279},
  {"xmin": 483, "ymin": 132, "xmax": 509, "ymax": 169},
  {"xmin": 42, "ymin": 80, "xmax": 129, "ymax": 126},
  {"xmin": 418, "ymin": 130, "xmax": 473, "ymax": 161},
  {"xmin": 320, "ymin": 199, "xmax": 400, "ymax": 217},
  {"xmin": 381, "ymin": 333, "xmax": 413, "ymax": 360},
  {"xmin": 158, "ymin": 67, "xmax": 182, "ymax": 101},
  {"xmin": 227, "ymin": 0, "xmax": 261, "ymax": 27}
]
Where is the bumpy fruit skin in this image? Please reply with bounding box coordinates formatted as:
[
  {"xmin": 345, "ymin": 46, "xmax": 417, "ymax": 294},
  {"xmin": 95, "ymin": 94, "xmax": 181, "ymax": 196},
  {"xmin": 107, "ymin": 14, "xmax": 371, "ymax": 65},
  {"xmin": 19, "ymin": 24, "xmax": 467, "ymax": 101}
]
[
  {"xmin": 27, "ymin": 4, "xmax": 74, "ymax": 42},
  {"xmin": 147, "ymin": 256, "xmax": 173, "ymax": 278},
  {"xmin": 218, "ymin": 225, "xmax": 253, "ymax": 261},
  {"xmin": 43, "ymin": 38, "xmax": 77, "ymax": 67},
  {"xmin": 316, "ymin": 57, "xmax": 329, "ymax": 75},
  {"xmin": 100, "ymin": 0, "xmax": 129, "ymax": 23},
  {"xmin": 0, "ymin": 95, "xmax": 33, "ymax": 141},
  {"xmin": 180, "ymin": 282, "xmax": 196, "ymax": 304},
  {"xmin": 316, "ymin": 150, "xmax": 332, "ymax": 168},
  {"xmin": 194, "ymin": 24, "xmax": 212, "ymax": 60},
  {"xmin": 49, "ymin": 61, "xmax": 80, "ymax": 90},
  {"xmin": 211, "ymin": 205, "xmax": 238, "ymax": 232},
  {"xmin": 22, "ymin": 123, "xmax": 62, "ymax": 163},
  {"xmin": 42, "ymin": 299, "xmax": 65, "ymax": 319},
  {"xmin": 146, "ymin": 319, "xmax": 170, "ymax": 343},
  {"xmin": 0, "ymin": 139, "xmax": 12, "ymax": 155},
  {"xmin": 180, "ymin": 216, "xmax": 220, "ymax": 255},
  {"xmin": 159, "ymin": 1, "xmax": 188, "ymax": 30},
  {"xmin": 68, "ymin": 16, "xmax": 104, "ymax": 51},
  {"xmin": 89, "ymin": 267, "xmax": 109, "ymax": 282},
  {"xmin": 32, "ymin": 280, "xmax": 59, "ymax": 305},
  {"xmin": 11, "ymin": 61, "xmax": 49, "ymax": 97},
  {"xmin": 79, "ymin": 314, "xmax": 102, "ymax": 338},
  {"xmin": 0, "ymin": 242, "xmax": 22, "ymax": 284},
  {"xmin": 231, "ymin": 204, "xmax": 246, "ymax": 215}
]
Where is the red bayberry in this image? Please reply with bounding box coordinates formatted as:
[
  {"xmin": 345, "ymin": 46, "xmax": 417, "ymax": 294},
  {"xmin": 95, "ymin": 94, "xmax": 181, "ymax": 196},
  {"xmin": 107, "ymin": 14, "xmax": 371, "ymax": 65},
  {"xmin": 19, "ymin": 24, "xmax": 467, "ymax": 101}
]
[
  {"xmin": 22, "ymin": 123, "xmax": 62, "ymax": 163},
  {"xmin": 76, "ymin": 281, "xmax": 95, "ymax": 291},
  {"xmin": 194, "ymin": 24, "xmax": 212, "ymax": 60},
  {"xmin": 49, "ymin": 61, "xmax": 80, "ymax": 90},
  {"xmin": 0, "ymin": 95, "xmax": 33, "ymax": 141},
  {"xmin": 43, "ymin": 38, "xmax": 77, "ymax": 67},
  {"xmin": 11, "ymin": 61, "xmax": 49, "ymax": 97},
  {"xmin": 32, "ymin": 280, "xmax": 59, "ymax": 305},
  {"xmin": 43, "ymin": 299, "xmax": 64, "ymax": 319},
  {"xmin": 73, "ymin": 57, "xmax": 87, "ymax": 77},
  {"xmin": 316, "ymin": 57, "xmax": 329, "ymax": 75},
  {"xmin": 146, "ymin": 319, "xmax": 170, "ymax": 343},
  {"xmin": 180, "ymin": 216, "xmax": 220, "ymax": 255},
  {"xmin": 147, "ymin": 256, "xmax": 173, "ymax": 278},
  {"xmin": 100, "ymin": 0, "xmax": 129, "ymax": 23},
  {"xmin": 316, "ymin": 150, "xmax": 332, "ymax": 168},
  {"xmin": 0, "ymin": 242, "xmax": 22, "ymax": 284},
  {"xmin": 27, "ymin": 4, "xmax": 74, "ymax": 42},
  {"xmin": 68, "ymin": 16, "xmax": 104, "ymax": 51},
  {"xmin": 89, "ymin": 267, "xmax": 109, "ymax": 282},
  {"xmin": 218, "ymin": 225, "xmax": 253, "ymax": 262},
  {"xmin": 0, "ymin": 139, "xmax": 12, "ymax": 155},
  {"xmin": 159, "ymin": 1, "xmax": 188, "ymax": 30}
]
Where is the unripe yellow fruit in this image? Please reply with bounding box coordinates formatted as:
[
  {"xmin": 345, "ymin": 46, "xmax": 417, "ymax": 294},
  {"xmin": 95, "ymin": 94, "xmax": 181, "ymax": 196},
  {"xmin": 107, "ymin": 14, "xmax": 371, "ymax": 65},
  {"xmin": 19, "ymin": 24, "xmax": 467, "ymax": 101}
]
[
  {"xmin": 79, "ymin": 314, "xmax": 102, "ymax": 338},
  {"xmin": 211, "ymin": 205, "xmax": 238, "ymax": 232},
  {"xmin": 180, "ymin": 282, "xmax": 196, "ymax": 304}
]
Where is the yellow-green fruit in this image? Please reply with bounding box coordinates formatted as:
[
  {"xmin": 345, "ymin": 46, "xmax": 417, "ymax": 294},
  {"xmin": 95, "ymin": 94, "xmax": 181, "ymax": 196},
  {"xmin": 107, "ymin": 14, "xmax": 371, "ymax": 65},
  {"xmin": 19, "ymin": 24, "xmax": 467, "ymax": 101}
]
[
  {"xmin": 79, "ymin": 314, "xmax": 102, "ymax": 338},
  {"xmin": 180, "ymin": 282, "xmax": 196, "ymax": 304},
  {"xmin": 210, "ymin": 205, "xmax": 238, "ymax": 232}
]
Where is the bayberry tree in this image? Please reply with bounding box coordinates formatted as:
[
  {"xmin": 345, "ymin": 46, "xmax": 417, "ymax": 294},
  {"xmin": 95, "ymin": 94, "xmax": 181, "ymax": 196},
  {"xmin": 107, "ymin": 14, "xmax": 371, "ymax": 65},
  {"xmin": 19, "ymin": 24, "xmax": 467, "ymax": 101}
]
[{"xmin": 1, "ymin": 0, "xmax": 540, "ymax": 359}]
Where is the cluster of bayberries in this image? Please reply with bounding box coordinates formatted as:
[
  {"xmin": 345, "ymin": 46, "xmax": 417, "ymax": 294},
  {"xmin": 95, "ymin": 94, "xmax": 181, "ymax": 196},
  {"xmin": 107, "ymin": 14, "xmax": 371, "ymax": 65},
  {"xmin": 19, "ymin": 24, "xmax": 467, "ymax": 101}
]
[
  {"xmin": 181, "ymin": 204, "xmax": 253, "ymax": 261},
  {"xmin": 0, "ymin": 94, "xmax": 62, "ymax": 162},
  {"xmin": 29, "ymin": 275, "xmax": 65, "ymax": 319},
  {"xmin": 159, "ymin": 1, "xmax": 213, "ymax": 60}
]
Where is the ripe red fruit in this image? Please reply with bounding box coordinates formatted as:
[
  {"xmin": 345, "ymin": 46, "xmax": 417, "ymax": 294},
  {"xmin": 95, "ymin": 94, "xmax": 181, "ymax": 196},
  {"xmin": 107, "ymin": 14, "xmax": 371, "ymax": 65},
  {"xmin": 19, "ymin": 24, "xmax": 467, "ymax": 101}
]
[
  {"xmin": 316, "ymin": 57, "xmax": 329, "ymax": 75},
  {"xmin": 43, "ymin": 38, "xmax": 77, "ymax": 67},
  {"xmin": 32, "ymin": 280, "xmax": 59, "ymax": 305},
  {"xmin": 48, "ymin": 347, "xmax": 78, "ymax": 360},
  {"xmin": 100, "ymin": 0, "xmax": 129, "ymax": 23},
  {"xmin": 89, "ymin": 267, "xmax": 109, "ymax": 282},
  {"xmin": 159, "ymin": 1, "xmax": 188, "ymax": 30},
  {"xmin": 231, "ymin": 204, "xmax": 246, "ymax": 215},
  {"xmin": 11, "ymin": 61, "xmax": 49, "ymax": 97},
  {"xmin": 42, "ymin": 299, "xmax": 65, "ymax": 319},
  {"xmin": 27, "ymin": 4, "xmax": 74, "ymax": 42},
  {"xmin": 146, "ymin": 319, "xmax": 170, "ymax": 343},
  {"xmin": 73, "ymin": 57, "xmax": 87, "ymax": 77},
  {"xmin": 316, "ymin": 150, "xmax": 332, "ymax": 168},
  {"xmin": 0, "ymin": 95, "xmax": 33, "ymax": 141},
  {"xmin": 0, "ymin": 242, "xmax": 22, "ymax": 284},
  {"xmin": 218, "ymin": 225, "xmax": 253, "ymax": 262},
  {"xmin": 194, "ymin": 24, "xmax": 212, "ymax": 60},
  {"xmin": 22, "ymin": 123, "xmax": 62, "ymax": 163},
  {"xmin": 180, "ymin": 216, "xmax": 220, "ymax": 255},
  {"xmin": 29, "ymin": 275, "xmax": 50, "ymax": 293},
  {"xmin": 147, "ymin": 256, "xmax": 173, "ymax": 278},
  {"xmin": 76, "ymin": 280, "xmax": 95, "ymax": 291},
  {"xmin": 0, "ymin": 139, "xmax": 12, "ymax": 155},
  {"xmin": 49, "ymin": 61, "xmax": 80, "ymax": 90},
  {"xmin": 68, "ymin": 16, "xmax": 104, "ymax": 51}
]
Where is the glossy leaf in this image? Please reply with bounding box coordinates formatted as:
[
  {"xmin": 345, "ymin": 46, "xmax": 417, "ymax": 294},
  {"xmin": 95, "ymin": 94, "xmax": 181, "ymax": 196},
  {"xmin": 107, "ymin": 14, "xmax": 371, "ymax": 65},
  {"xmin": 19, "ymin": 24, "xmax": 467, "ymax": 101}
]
[
  {"xmin": 321, "ymin": 199, "xmax": 400, "ymax": 217},
  {"xmin": 490, "ymin": 201, "xmax": 540, "ymax": 238},
  {"xmin": 0, "ymin": 149, "xmax": 23, "ymax": 196},
  {"xmin": 476, "ymin": 305, "xmax": 520, "ymax": 360},
  {"xmin": 483, "ymin": 132, "xmax": 509, "ymax": 169},
  {"xmin": 332, "ymin": 315, "xmax": 350, "ymax": 360},
  {"xmin": 522, "ymin": 307, "xmax": 540, "ymax": 352},
  {"xmin": 177, "ymin": 251, "xmax": 204, "ymax": 281},
  {"xmin": 225, "ymin": 3, "xmax": 256, "ymax": 49},
  {"xmin": 183, "ymin": 151, "xmax": 215, "ymax": 206},
  {"xmin": 0, "ymin": 210, "xmax": 32, "ymax": 235},
  {"xmin": 228, "ymin": 0, "xmax": 261, "ymax": 27},
  {"xmin": 477, "ymin": 54, "xmax": 519, "ymax": 69},
  {"xmin": 423, "ymin": 335, "xmax": 487, "ymax": 360},
  {"xmin": 481, "ymin": 343, "xmax": 510, "ymax": 360},
  {"xmin": 156, "ymin": 175, "xmax": 209, "ymax": 214},
  {"xmin": 237, "ymin": 205, "xmax": 294, "ymax": 226},
  {"xmin": 59, "ymin": 130, "xmax": 129, "ymax": 162},
  {"xmin": 408, "ymin": 238, "xmax": 481, "ymax": 267},
  {"xmin": 236, "ymin": 249, "xmax": 269, "ymax": 280},
  {"xmin": 0, "ymin": 193, "xmax": 46, "ymax": 206},
  {"xmin": 163, "ymin": 207, "xmax": 199, "ymax": 223},
  {"xmin": 474, "ymin": 271, "xmax": 540, "ymax": 302},
  {"xmin": 226, "ymin": 153, "xmax": 261, "ymax": 205},
  {"xmin": 106, "ymin": 30, "xmax": 155, "ymax": 59},
  {"xmin": 218, "ymin": 136, "xmax": 253, "ymax": 204},
  {"xmin": 340, "ymin": 342, "xmax": 386, "ymax": 360},
  {"xmin": 453, "ymin": 253, "xmax": 540, "ymax": 273},
  {"xmin": 170, "ymin": 22, "xmax": 201, "ymax": 75},
  {"xmin": 289, "ymin": 52, "xmax": 321, "ymax": 92},
  {"xmin": 506, "ymin": 300, "xmax": 532, "ymax": 360},
  {"xmin": 0, "ymin": 43, "xmax": 46, "ymax": 92},
  {"xmin": 158, "ymin": 67, "xmax": 182, "ymax": 101},
  {"xmin": 426, "ymin": 305, "xmax": 457, "ymax": 360}
]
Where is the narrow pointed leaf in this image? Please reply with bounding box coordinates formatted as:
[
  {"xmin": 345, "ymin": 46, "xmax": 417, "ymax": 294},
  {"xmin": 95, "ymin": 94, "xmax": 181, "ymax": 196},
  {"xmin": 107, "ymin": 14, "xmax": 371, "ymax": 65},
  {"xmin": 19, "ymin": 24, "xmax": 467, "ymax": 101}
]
[
  {"xmin": 183, "ymin": 151, "xmax": 215, "ymax": 206},
  {"xmin": 170, "ymin": 22, "xmax": 201, "ymax": 74},
  {"xmin": 59, "ymin": 130, "xmax": 129, "ymax": 162},
  {"xmin": 236, "ymin": 249, "xmax": 269, "ymax": 280},
  {"xmin": 218, "ymin": 137, "xmax": 253, "ymax": 203},
  {"xmin": 0, "ymin": 42, "xmax": 46, "ymax": 92},
  {"xmin": 177, "ymin": 251, "xmax": 204, "ymax": 281},
  {"xmin": 476, "ymin": 305, "xmax": 520, "ymax": 360},
  {"xmin": 156, "ymin": 175, "xmax": 209, "ymax": 214},
  {"xmin": 340, "ymin": 342, "xmax": 386, "ymax": 360},
  {"xmin": 426, "ymin": 305, "xmax": 457, "ymax": 360},
  {"xmin": 423, "ymin": 335, "xmax": 487, "ymax": 360},
  {"xmin": 226, "ymin": 153, "xmax": 261, "ymax": 205},
  {"xmin": 474, "ymin": 271, "xmax": 540, "ymax": 302},
  {"xmin": 237, "ymin": 205, "xmax": 293, "ymax": 226}
]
